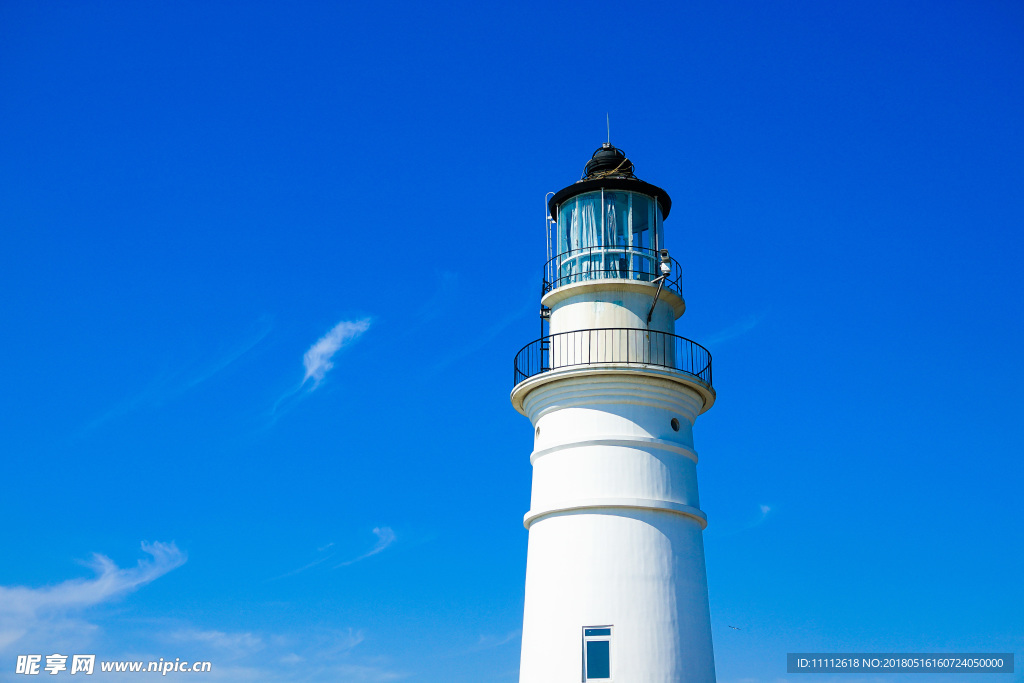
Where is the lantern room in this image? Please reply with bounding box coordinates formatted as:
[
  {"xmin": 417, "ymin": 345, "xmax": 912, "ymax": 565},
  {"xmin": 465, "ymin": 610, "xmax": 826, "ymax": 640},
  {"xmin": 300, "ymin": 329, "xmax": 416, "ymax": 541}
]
[{"xmin": 545, "ymin": 143, "xmax": 673, "ymax": 292}]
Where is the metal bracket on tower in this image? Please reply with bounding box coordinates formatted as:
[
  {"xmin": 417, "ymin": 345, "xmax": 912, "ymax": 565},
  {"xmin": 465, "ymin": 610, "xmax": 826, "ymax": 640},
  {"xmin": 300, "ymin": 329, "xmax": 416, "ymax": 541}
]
[{"xmin": 646, "ymin": 249, "xmax": 672, "ymax": 325}]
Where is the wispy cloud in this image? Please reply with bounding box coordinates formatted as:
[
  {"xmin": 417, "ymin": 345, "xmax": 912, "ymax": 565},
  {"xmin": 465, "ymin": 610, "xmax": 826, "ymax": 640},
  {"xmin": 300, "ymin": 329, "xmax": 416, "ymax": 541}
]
[
  {"xmin": 706, "ymin": 503, "xmax": 776, "ymax": 539},
  {"xmin": 425, "ymin": 305, "xmax": 529, "ymax": 376},
  {"xmin": 166, "ymin": 628, "xmax": 264, "ymax": 659},
  {"xmin": 184, "ymin": 318, "xmax": 274, "ymax": 390},
  {"xmin": 469, "ymin": 630, "xmax": 521, "ymax": 652},
  {"xmin": 303, "ymin": 319, "xmax": 372, "ymax": 387},
  {"xmin": 0, "ymin": 542, "xmax": 186, "ymax": 653},
  {"xmin": 272, "ymin": 528, "xmax": 397, "ymax": 581},
  {"xmin": 83, "ymin": 317, "xmax": 273, "ymax": 433},
  {"xmin": 331, "ymin": 663, "xmax": 407, "ymax": 681},
  {"xmin": 335, "ymin": 528, "xmax": 396, "ymax": 568},
  {"xmin": 311, "ymin": 628, "xmax": 365, "ymax": 657},
  {"xmin": 414, "ymin": 271, "xmax": 458, "ymax": 322},
  {"xmin": 268, "ymin": 318, "xmax": 372, "ymax": 422},
  {"xmin": 751, "ymin": 504, "xmax": 773, "ymax": 528},
  {"xmin": 437, "ymin": 628, "xmax": 521, "ymax": 659},
  {"xmin": 705, "ymin": 311, "xmax": 768, "ymax": 347},
  {"xmin": 269, "ymin": 543, "xmax": 338, "ymax": 581},
  {"xmin": 153, "ymin": 625, "xmax": 399, "ymax": 682}
]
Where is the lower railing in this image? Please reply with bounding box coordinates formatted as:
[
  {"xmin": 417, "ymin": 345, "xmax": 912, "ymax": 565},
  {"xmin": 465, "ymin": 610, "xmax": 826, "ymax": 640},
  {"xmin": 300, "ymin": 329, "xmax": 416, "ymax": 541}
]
[{"xmin": 512, "ymin": 328, "xmax": 712, "ymax": 388}]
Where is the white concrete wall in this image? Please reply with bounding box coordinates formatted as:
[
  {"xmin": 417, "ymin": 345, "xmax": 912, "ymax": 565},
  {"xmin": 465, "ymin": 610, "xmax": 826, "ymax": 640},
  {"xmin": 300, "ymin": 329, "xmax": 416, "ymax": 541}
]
[
  {"xmin": 517, "ymin": 372, "xmax": 716, "ymax": 683},
  {"xmin": 548, "ymin": 287, "xmax": 677, "ymax": 336},
  {"xmin": 520, "ymin": 510, "xmax": 715, "ymax": 683}
]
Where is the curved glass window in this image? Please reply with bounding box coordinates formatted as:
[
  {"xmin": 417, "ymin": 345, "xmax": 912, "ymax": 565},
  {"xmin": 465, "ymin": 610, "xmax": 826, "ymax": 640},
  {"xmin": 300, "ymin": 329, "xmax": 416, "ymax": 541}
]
[{"xmin": 554, "ymin": 190, "xmax": 663, "ymax": 289}]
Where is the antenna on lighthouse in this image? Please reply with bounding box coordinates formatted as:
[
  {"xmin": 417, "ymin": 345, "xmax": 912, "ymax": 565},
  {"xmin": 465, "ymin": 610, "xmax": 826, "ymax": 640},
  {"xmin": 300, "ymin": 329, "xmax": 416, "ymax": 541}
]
[{"xmin": 606, "ymin": 113, "xmax": 610, "ymax": 146}]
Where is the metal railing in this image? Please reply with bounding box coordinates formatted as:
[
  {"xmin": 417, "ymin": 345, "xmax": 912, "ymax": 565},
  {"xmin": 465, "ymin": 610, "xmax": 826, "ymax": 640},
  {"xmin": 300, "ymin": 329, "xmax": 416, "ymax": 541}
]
[
  {"xmin": 542, "ymin": 246, "xmax": 683, "ymax": 296},
  {"xmin": 513, "ymin": 328, "xmax": 712, "ymax": 388}
]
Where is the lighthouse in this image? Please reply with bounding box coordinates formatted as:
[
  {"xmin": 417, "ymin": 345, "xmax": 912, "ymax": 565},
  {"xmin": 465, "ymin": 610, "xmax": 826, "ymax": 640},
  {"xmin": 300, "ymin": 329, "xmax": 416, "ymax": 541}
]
[{"xmin": 511, "ymin": 143, "xmax": 717, "ymax": 682}]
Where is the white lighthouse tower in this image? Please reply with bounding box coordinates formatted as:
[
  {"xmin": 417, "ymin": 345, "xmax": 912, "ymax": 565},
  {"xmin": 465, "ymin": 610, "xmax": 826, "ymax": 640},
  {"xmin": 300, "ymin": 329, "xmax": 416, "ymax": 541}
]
[{"xmin": 511, "ymin": 143, "xmax": 717, "ymax": 682}]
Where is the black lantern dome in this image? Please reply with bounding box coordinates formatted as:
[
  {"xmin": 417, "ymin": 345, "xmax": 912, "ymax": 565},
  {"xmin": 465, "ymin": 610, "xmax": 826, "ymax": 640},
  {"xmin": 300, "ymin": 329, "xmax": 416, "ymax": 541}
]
[
  {"xmin": 548, "ymin": 143, "xmax": 672, "ymax": 220},
  {"xmin": 583, "ymin": 143, "xmax": 635, "ymax": 179}
]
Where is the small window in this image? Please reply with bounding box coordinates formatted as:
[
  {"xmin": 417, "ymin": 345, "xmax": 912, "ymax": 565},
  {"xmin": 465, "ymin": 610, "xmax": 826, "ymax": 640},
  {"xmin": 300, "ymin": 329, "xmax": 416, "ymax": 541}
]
[
  {"xmin": 583, "ymin": 626, "xmax": 612, "ymax": 680},
  {"xmin": 671, "ymin": 418, "xmax": 680, "ymax": 432}
]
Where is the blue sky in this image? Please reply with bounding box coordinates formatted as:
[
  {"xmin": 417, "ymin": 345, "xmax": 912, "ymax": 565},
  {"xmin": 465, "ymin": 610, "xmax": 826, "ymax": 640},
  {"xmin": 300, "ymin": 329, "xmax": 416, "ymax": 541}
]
[{"xmin": 1, "ymin": 1, "xmax": 1022, "ymax": 681}]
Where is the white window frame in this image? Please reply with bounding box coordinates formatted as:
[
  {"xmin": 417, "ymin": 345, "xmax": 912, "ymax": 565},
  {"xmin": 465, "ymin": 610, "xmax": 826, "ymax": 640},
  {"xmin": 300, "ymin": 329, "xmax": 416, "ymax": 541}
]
[{"xmin": 582, "ymin": 625, "xmax": 613, "ymax": 681}]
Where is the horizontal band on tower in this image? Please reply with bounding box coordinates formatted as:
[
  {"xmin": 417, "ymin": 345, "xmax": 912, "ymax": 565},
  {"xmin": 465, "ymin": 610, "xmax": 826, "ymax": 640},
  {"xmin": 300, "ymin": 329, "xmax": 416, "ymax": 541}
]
[
  {"xmin": 524, "ymin": 497, "xmax": 708, "ymax": 529},
  {"xmin": 512, "ymin": 364, "xmax": 715, "ymax": 417},
  {"xmin": 530, "ymin": 437, "xmax": 698, "ymax": 465},
  {"xmin": 524, "ymin": 374, "xmax": 705, "ymax": 419}
]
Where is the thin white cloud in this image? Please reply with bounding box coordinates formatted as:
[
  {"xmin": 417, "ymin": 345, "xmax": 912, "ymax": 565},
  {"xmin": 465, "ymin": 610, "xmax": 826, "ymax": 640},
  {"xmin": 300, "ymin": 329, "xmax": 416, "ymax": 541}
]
[
  {"xmin": 315, "ymin": 628, "xmax": 366, "ymax": 656},
  {"xmin": 438, "ymin": 628, "xmax": 521, "ymax": 658},
  {"xmin": 0, "ymin": 542, "xmax": 186, "ymax": 653},
  {"xmin": 705, "ymin": 504, "xmax": 776, "ymax": 539},
  {"xmin": 269, "ymin": 543, "xmax": 337, "ymax": 581},
  {"xmin": 124, "ymin": 626, "xmax": 396, "ymax": 683},
  {"xmin": 414, "ymin": 270, "xmax": 458, "ymax": 322},
  {"xmin": 184, "ymin": 318, "xmax": 273, "ymax": 390},
  {"xmin": 303, "ymin": 319, "xmax": 371, "ymax": 386},
  {"xmin": 335, "ymin": 528, "xmax": 396, "ymax": 568},
  {"xmin": 751, "ymin": 504, "xmax": 773, "ymax": 528},
  {"xmin": 331, "ymin": 663, "xmax": 407, "ymax": 681},
  {"xmin": 470, "ymin": 629, "xmax": 521, "ymax": 652},
  {"xmin": 425, "ymin": 305, "xmax": 528, "ymax": 376},
  {"xmin": 136, "ymin": 626, "xmax": 377, "ymax": 681},
  {"xmin": 273, "ymin": 529, "xmax": 395, "ymax": 580},
  {"xmin": 267, "ymin": 318, "xmax": 372, "ymax": 423},
  {"xmin": 84, "ymin": 318, "xmax": 273, "ymax": 433},
  {"xmin": 166, "ymin": 628, "xmax": 264, "ymax": 659},
  {"xmin": 705, "ymin": 311, "xmax": 767, "ymax": 347}
]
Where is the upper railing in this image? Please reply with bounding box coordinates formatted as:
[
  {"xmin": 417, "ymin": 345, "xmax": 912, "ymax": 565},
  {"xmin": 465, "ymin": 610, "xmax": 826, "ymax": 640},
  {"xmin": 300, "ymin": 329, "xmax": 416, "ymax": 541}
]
[
  {"xmin": 542, "ymin": 246, "xmax": 683, "ymax": 296},
  {"xmin": 513, "ymin": 327, "xmax": 712, "ymax": 388}
]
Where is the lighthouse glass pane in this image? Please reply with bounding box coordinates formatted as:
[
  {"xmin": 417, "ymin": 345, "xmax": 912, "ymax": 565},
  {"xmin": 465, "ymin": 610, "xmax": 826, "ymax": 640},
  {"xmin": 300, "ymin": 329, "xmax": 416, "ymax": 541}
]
[
  {"xmin": 556, "ymin": 198, "xmax": 572, "ymax": 258},
  {"xmin": 630, "ymin": 194, "xmax": 653, "ymax": 281},
  {"xmin": 556, "ymin": 192, "xmax": 602, "ymax": 285},
  {"xmin": 604, "ymin": 193, "xmax": 629, "ymax": 246},
  {"xmin": 577, "ymin": 192, "xmax": 601, "ymax": 279},
  {"xmin": 555, "ymin": 198, "xmax": 576, "ymax": 285},
  {"xmin": 604, "ymin": 192, "xmax": 629, "ymax": 279},
  {"xmin": 631, "ymin": 193, "xmax": 651, "ymax": 237},
  {"xmin": 585, "ymin": 641, "xmax": 611, "ymax": 679}
]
